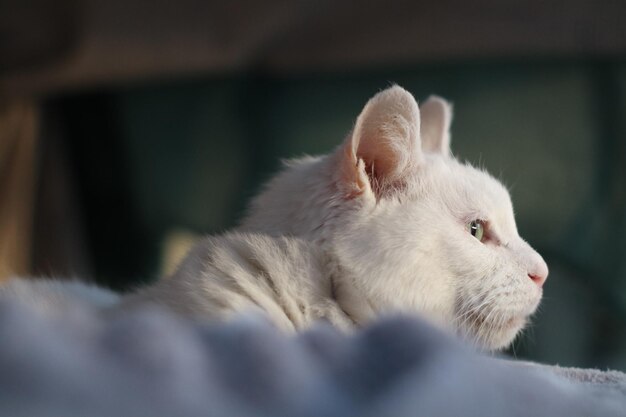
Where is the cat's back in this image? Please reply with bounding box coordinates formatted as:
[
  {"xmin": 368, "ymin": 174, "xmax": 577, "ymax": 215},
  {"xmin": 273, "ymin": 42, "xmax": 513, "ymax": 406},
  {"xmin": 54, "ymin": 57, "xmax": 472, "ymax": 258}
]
[{"xmin": 122, "ymin": 232, "xmax": 351, "ymax": 331}]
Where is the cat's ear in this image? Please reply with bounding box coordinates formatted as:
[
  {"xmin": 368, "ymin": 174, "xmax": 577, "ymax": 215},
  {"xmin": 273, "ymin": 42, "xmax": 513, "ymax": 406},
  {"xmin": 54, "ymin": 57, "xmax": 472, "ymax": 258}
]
[
  {"xmin": 419, "ymin": 95, "xmax": 452, "ymax": 156},
  {"xmin": 337, "ymin": 85, "xmax": 423, "ymax": 199}
]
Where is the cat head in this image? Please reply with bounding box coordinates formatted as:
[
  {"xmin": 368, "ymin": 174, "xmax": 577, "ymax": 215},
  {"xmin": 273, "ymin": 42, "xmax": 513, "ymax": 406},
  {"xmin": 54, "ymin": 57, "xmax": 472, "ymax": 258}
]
[{"xmin": 241, "ymin": 85, "xmax": 548, "ymax": 350}]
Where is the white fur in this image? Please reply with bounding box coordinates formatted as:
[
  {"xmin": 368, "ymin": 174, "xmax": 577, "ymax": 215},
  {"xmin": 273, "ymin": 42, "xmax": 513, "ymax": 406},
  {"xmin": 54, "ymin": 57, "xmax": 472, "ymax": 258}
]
[
  {"xmin": 121, "ymin": 233, "xmax": 354, "ymax": 332},
  {"xmin": 1, "ymin": 86, "xmax": 548, "ymax": 351}
]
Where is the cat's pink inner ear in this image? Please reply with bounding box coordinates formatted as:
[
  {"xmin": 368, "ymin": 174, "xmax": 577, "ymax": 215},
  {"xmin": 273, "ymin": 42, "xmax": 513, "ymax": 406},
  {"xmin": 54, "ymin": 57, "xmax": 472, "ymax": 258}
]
[
  {"xmin": 335, "ymin": 142, "xmax": 370, "ymax": 198},
  {"xmin": 419, "ymin": 96, "xmax": 452, "ymax": 156},
  {"xmin": 339, "ymin": 86, "xmax": 422, "ymax": 196}
]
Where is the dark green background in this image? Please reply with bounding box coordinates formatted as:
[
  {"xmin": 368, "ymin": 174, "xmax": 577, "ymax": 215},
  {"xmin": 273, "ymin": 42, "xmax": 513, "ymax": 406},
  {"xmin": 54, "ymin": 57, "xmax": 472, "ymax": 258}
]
[{"xmin": 47, "ymin": 59, "xmax": 626, "ymax": 371}]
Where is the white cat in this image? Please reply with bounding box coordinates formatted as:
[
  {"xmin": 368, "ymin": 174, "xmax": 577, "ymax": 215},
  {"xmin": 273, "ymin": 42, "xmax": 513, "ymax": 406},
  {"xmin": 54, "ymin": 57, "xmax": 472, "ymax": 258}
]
[{"xmin": 122, "ymin": 85, "xmax": 548, "ymax": 350}]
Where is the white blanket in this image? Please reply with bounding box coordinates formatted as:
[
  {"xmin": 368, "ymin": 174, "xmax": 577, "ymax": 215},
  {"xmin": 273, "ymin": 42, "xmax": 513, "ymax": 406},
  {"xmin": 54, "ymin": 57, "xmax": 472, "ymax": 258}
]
[{"xmin": 0, "ymin": 298, "xmax": 623, "ymax": 417}]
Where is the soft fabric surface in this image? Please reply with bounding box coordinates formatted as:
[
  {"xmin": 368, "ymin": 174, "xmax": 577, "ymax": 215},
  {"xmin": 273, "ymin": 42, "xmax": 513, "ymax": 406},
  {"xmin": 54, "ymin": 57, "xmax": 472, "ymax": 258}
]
[{"xmin": 0, "ymin": 299, "xmax": 624, "ymax": 417}]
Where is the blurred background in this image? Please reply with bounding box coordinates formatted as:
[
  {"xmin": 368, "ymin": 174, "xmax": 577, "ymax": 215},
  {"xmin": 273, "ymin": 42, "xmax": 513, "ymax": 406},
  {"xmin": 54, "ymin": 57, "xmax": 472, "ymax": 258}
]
[{"xmin": 1, "ymin": 0, "xmax": 625, "ymax": 370}]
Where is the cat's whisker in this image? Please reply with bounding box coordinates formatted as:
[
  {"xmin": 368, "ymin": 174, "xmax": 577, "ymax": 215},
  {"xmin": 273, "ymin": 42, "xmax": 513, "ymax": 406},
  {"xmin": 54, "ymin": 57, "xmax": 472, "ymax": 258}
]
[
  {"xmin": 455, "ymin": 304, "xmax": 485, "ymax": 331},
  {"xmin": 477, "ymin": 308, "xmax": 500, "ymax": 342},
  {"xmin": 456, "ymin": 298, "xmax": 493, "ymax": 324}
]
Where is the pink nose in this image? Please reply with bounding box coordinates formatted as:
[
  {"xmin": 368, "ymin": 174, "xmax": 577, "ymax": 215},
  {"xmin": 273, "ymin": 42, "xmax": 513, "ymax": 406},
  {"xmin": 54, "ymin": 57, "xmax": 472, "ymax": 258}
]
[
  {"xmin": 528, "ymin": 273, "xmax": 547, "ymax": 288},
  {"xmin": 527, "ymin": 255, "xmax": 549, "ymax": 288}
]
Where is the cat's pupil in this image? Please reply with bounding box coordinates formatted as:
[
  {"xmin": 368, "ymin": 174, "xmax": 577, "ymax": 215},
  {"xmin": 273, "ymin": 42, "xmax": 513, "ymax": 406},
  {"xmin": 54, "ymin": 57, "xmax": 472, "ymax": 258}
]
[{"xmin": 469, "ymin": 220, "xmax": 484, "ymax": 241}]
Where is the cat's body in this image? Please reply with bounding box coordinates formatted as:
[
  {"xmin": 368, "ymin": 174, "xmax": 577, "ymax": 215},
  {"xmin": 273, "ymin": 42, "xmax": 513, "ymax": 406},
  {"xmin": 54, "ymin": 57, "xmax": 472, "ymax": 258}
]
[
  {"xmin": 2, "ymin": 86, "xmax": 548, "ymax": 351},
  {"xmin": 121, "ymin": 233, "xmax": 354, "ymax": 331},
  {"xmin": 124, "ymin": 85, "xmax": 548, "ymax": 350}
]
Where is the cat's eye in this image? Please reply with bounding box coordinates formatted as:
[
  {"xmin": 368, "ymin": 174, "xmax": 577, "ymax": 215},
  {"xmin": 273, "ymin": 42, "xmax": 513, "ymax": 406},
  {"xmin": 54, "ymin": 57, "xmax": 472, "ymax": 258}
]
[{"xmin": 468, "ymin": 220, "xmax": 485, "ymax": 241}]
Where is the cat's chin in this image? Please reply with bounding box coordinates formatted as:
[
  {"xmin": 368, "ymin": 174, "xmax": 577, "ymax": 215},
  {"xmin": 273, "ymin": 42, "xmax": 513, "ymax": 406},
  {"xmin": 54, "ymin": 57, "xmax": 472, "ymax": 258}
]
[{"xmin": 481, "ymin": 316, "xmax": 527, "ymax": 351}]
